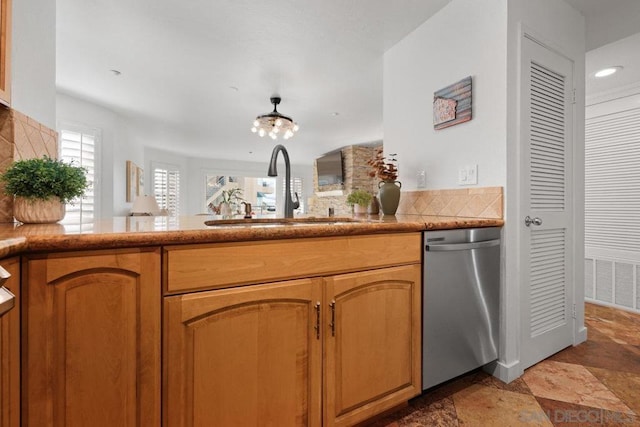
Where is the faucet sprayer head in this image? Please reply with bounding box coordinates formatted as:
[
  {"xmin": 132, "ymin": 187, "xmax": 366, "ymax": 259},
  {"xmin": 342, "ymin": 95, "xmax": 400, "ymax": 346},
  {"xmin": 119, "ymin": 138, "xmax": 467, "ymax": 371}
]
[{"xmin": 267, "ymin": 144, "xmax": 286, "ymax": 177}]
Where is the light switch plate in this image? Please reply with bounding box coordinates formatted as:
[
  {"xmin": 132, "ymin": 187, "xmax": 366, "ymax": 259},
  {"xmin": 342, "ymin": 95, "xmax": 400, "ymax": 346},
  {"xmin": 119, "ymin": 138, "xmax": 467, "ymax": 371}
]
[
  {"xmin": 467, "ymin": 164, "xmax": 478, "ymax": 185},
  {"xmin": 458, "ymin": 165, "xmax": 478, "ymax": 185}
]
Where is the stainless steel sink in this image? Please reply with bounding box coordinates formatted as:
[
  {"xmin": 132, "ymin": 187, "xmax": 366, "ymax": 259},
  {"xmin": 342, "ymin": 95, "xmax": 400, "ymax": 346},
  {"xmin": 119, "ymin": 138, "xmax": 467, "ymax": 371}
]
[{"xmin": 204, "ymin": 217, "xmax": 362, "ymax": 227}]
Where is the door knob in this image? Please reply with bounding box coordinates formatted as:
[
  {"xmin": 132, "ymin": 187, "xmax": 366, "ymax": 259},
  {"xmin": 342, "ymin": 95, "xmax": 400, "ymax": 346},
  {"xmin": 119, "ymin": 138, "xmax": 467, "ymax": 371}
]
[{"xmin": 524, "ymin": 216, "xmax": 543, "ymax": 227}]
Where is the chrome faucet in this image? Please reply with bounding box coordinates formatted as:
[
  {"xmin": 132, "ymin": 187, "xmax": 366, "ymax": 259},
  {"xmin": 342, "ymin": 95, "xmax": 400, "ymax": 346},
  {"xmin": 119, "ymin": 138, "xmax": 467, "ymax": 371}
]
[{"xmin": 267, "ymin": 144, "xmax": 299, "ymax": 218}]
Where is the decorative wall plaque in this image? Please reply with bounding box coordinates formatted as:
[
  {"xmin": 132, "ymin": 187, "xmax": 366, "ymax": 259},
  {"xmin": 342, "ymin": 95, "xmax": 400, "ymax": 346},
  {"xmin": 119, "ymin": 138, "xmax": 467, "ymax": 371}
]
[{"xmin": 433, "ymin": 76, "xmax": 472, "ymax": 130}]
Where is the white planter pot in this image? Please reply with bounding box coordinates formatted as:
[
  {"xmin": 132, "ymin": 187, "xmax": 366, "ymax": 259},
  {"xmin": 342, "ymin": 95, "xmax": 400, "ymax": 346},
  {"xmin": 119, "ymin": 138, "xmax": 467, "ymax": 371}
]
[
  {"xmin": 353, "ymin": 204, "xmax": 368, "ymax": 215},
  {"xmin": 13, "ymin": 197, "xmax": 65, "ymax": 224},
  {"xmin": 219, "ymin": 203, "xmax": 233, "ymax": 217}
]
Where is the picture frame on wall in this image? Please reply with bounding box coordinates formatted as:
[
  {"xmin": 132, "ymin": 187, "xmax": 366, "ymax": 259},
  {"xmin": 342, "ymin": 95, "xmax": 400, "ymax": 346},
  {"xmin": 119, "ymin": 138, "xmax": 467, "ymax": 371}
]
[
  {"xmin": 136, "ymin": 166, "xmax": 144, "ymax": 196},
  {"xmin": 126, "ymin": 160, "xmax": 137, "ymax": 202},
  {"xmin": 433, "ymin": 76, "xmax": 472, "ymax": 130}
]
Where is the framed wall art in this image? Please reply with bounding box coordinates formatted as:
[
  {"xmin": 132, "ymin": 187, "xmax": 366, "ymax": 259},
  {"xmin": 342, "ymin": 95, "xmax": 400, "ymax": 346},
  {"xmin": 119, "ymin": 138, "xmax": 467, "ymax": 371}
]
[
  {"xmin": 433, "ymin": 76, "xmax": 472, "ymax": 130},
  {"xmin": 126, "ymin": 160, "xmax": 138, "ymax": 202},
  {"xmin": 136, "ymin": 166, "xmax": 144, "ymax": 196}
]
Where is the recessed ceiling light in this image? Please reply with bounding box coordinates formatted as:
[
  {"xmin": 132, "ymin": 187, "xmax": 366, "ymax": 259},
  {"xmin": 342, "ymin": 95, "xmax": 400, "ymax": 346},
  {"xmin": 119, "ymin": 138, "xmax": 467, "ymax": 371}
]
[
  {"xmin": 110, "ymin": 69, "xmax": 121, "ymax": 76},
  {"xmin": 594, "ymin": 66, "xmax": 623, "ymax": 78}
]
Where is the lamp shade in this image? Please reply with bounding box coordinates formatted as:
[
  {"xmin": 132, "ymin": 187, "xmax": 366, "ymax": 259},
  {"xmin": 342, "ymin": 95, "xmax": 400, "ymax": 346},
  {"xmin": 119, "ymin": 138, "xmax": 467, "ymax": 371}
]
[{"xmin": 131, "ymin": 195, "xmax": 160, "ymax": 216}]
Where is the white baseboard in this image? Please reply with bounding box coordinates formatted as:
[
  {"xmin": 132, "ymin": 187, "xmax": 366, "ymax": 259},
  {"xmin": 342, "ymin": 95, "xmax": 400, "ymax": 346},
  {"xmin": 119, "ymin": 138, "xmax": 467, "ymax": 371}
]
[
  {"xmin": 575, "ymin": 325, "xmax": 587, "ymax": 345},
  {"xmin": 484, "ymin": 359, "xmax": 523, "ymax": 384}
]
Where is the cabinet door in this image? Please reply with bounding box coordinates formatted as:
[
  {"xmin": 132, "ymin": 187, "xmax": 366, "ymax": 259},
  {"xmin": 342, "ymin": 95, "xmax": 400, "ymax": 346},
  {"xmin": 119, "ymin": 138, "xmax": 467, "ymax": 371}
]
[
  {"xmin": 23, "ymin": 248, "xmax": 161, "ymax": 427},
  {"xmin": 324, "ymin": 265, "xmax": 421, "ymax": 427},
  {"xmin": 1, "ymin": 257, "xmax": 19, "ymax": 427},
  {"xmin": 0, "ymin": 0, "xmax": 11, "ymax": 105},
  {"xmin": 164, "ymin": 278, "xmax": 322, "ymax": 427}
]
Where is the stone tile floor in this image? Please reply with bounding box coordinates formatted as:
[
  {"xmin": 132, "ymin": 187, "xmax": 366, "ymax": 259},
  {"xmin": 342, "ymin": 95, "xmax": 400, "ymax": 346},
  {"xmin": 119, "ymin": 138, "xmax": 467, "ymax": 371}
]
[{"xmin": 368, "ymin": 303, "xmax": 640, "ymax": 426}]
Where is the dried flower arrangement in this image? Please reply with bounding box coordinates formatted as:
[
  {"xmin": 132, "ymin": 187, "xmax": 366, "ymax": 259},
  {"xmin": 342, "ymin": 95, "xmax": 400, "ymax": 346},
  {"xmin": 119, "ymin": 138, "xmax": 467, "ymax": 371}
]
[{"xmin": 367, "ymin": 147, "xmax": 398, "ymax": 182}]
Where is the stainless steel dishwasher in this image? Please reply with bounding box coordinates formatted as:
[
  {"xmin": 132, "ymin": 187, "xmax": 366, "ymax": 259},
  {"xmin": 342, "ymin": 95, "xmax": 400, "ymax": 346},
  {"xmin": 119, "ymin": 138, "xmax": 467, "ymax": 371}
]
[{"xmin": 423, "ymin": 227, "xmax": 501, "ymax": 390}]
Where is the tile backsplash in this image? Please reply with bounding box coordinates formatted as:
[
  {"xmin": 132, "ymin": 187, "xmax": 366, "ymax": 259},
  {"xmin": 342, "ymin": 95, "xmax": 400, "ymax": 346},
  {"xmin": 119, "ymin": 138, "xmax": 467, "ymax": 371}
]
[
  {"xmin": 0, "ymin": 107, "xmax": 59, "ymax": 222},
  {"xmin": 396, "ymin": 187, "xmax": 503, "ymax": 219}
]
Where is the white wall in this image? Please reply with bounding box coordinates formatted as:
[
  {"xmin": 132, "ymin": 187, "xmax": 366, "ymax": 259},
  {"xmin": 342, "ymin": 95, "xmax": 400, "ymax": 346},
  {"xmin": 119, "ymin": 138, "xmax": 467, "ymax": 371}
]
[
  {"xmin": 12, "ymin": 0, "xmax": 56, "ymax": 128},
  {"xmin": 145, "ymin": 148, "xmax": 314, "ymax": 216},
  {"xmin": 384, "ymin": 0, "xmax": 508, "ymax": 190},
  {"xmin": 57, "ymin": 93, "xmax": 315, "ymax": 218},
  {"xmin": 384, "ymin": 0, "xmax": 585, "ymax": 383},
  {"xmin": 57, "ymin": 93, "xmax": 143, "ymax": 217}
]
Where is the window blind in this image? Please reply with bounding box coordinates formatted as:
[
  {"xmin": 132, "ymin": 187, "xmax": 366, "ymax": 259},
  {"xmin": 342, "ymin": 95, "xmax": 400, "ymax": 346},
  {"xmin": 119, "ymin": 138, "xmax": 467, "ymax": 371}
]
[{"xmin": 585, "ymin": 107, "xmax": 640, "ymax": 252}]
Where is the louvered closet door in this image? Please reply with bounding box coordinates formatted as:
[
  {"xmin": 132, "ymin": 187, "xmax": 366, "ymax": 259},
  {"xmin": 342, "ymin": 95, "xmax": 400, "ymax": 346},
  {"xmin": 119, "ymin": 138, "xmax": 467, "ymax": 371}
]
[{"xmin": 520, "ymin": 36, "xmax": 575, "ymax": 370}]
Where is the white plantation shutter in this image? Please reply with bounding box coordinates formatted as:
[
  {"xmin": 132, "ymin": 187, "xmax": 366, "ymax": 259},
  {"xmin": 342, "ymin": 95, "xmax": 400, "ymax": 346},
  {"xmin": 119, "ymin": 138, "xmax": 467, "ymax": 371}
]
[
  {"xmin": 60, "ymin": 127, "xmax": 98, "ymax": 230},
  {"xmin": 154, "ymin": 166, "xmax": 180, "ymax": 216}
]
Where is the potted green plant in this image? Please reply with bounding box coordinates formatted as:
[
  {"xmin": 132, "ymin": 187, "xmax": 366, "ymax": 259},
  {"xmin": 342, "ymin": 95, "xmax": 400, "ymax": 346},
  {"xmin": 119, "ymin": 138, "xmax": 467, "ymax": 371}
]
[
  {"xmin": 346, "ymin": 189, "xmax": 373, "ymax": 215},
  {"xmin": 213, "ymin": 187, "xmax": 243, "ymax": 216},
  {"xmin": 0, "ymin": 156, "xmax": 88, "ymax": 223}
]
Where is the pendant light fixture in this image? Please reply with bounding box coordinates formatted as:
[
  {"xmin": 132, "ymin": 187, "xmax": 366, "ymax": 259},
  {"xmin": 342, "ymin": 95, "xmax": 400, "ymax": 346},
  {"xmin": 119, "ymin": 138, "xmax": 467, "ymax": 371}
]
[{"xmin": 251, "ymin": 97, "xmax": 299, "ymax": 140}]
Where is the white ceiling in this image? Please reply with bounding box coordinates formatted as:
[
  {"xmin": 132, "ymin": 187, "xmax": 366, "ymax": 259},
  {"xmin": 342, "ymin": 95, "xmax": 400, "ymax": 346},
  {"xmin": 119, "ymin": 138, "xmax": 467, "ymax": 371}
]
[
  {"xmin": 565, "ymin": 0, "xmax": 640, "ymax": 98},
  {"xmin": 56, "ymin": 0, "xmax": 640, "ymax": 163},
  {"xmin": 56, "ymin": 0, "xmax": 451, "ymax": 163}
]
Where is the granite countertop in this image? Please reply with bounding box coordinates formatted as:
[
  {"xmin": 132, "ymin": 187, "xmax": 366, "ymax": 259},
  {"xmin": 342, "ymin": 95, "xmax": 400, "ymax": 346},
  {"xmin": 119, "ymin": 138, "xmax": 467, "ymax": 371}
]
[{"xmin": 0, "ymin": 214, "xmax": 504, "ymax": 258}]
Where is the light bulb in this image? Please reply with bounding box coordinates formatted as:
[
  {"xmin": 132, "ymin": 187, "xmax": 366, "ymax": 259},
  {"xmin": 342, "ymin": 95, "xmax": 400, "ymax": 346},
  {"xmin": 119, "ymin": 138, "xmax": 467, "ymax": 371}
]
[
  {"xmin": 269, "ymin": 132, "xmax": 277, "ymax": 140},
  {"xmin": 594, "ymin": 67, "xmax": 622, "ymax": 78},
  {"xmin": 275, "ymin": 118, "xmax": 283, "ymax": 127},
  {"xmin": 284, "ymin": 130, "xmax": 293, "ymax": 139},
  {"xmin": 273, "ymin": 127, "xmax": 279, "ymax": 133},
  {"xmin": 253, "ymin": 120, "xmax": 259, "ymax": 127},
  {"xmin": 293, "ymin": 124, "xmax": 300, "ymax": 132},
  {"xmin": 258, "ymin": 129, "xmax": 266, "ymax": 137},
  {"xmin": 251, "ymin": 127, "xmax": 257, "ymax": 133}
]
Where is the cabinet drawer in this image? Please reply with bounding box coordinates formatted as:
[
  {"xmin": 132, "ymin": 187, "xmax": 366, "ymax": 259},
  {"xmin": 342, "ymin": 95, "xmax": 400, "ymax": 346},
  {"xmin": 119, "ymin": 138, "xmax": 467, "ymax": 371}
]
[{"xmin": 164, "ymin": 233, "xmax": 421, "ymax": 294}]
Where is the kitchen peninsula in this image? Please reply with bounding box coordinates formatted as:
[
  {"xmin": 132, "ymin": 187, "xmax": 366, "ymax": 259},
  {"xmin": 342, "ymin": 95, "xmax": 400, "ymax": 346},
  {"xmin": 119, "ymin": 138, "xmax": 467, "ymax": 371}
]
[{"xmin": 0, "ymin": 214, "xmax": 502, "ymax": 427}]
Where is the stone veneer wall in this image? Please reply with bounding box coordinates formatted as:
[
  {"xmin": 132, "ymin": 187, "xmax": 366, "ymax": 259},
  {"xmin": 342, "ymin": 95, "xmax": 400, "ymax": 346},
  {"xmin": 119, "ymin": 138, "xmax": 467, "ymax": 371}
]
[
  {"xmin": 307, "ymin": 145, "xmax": 379, "ymax": 217},
  {"xmin": 0, "ymin": 107, "xmax": 59, "ymax": 222},
  {"xmin": 396, "ymin": 187, "xmax": 503, "ymax": 219}
]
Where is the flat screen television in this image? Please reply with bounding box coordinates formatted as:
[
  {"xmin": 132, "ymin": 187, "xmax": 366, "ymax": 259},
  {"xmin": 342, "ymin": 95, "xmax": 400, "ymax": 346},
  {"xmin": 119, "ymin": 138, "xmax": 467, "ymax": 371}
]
[{"xmin": 316, "ymin": 150, "xmax": 344, "ymax": 187}]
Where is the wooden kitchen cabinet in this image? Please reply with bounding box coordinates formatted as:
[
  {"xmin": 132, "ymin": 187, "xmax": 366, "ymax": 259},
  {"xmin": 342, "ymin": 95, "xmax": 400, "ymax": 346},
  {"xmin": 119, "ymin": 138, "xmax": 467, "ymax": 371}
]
[
  {"xmin": 1, "ymin": 257, "xmax": 20, "ymax": 427},
  {"xmin": 164, "ymin": 278, "xmax": 323, "ymax": 427},
  {"xmin": 163, "ymin": 234, "xmax": 422, "ymax": 427},
  {"xmin": 22, "ymin": 248, "xmax": 161, "ymax": 427},
  {"xmin": 324, "ymin": 265, "xmax": 422, "ymax": 426},
  {"xmin": 0, "ymin": 0, "xmax": 11, "ymax": 105}
]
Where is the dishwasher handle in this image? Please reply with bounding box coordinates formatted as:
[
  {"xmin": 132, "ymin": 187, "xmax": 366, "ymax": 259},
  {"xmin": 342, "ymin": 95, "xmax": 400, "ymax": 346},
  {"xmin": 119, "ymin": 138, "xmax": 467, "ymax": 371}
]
[
  {"xmin": 426, "ymin": 238, "xmax": 500, "ymax": 252},
  {"xmin": 0, "ymin": 265, "xmax": 15, "ymax": 317}
]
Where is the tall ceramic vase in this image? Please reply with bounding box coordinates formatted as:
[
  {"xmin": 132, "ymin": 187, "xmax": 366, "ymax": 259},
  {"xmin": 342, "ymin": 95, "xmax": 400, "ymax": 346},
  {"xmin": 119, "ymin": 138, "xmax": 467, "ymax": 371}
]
[{"xmin": 378, "ymin": 181, "xmax": 401, "ymax": 215}]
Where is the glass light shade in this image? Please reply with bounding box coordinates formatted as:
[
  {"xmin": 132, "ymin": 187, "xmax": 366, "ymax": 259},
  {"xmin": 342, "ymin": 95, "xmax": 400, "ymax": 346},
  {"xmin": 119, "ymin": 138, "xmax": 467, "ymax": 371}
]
[{"xmin": 251, "ymin": 97, "xmax": 299, "ymax": 140}]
